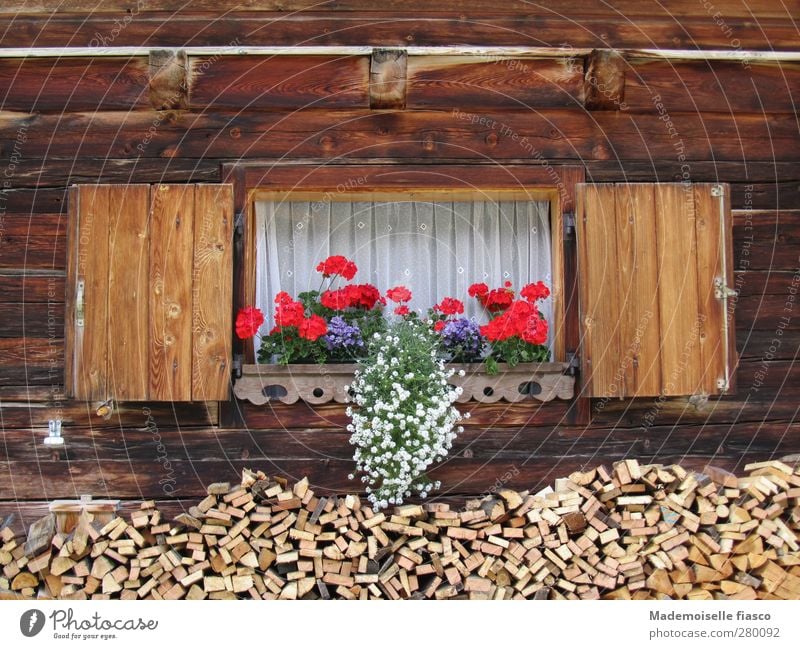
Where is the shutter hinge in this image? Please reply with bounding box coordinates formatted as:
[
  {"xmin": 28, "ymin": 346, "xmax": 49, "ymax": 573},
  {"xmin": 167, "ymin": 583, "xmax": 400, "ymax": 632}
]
[
  {"xmin": 566, "ymin": 352, "xmax": 580, "ymax": 377},
  {"xmin": 563, "ymin": 212, "xmax": 576, "ymax": 240},
  {"xmin": 714, "ymin": 277, "xmax": 738, "ymax": 300},
  {"xmin": 232, "ymin": 353, "xmax": 243, "ymax": 380},
  {"xmin": 711, "ymin": 184, "xmax": 724, "ymax": 197},
  {"xmin": 234, "ymin": 209, "xmax": 245, "ymax": 239}
]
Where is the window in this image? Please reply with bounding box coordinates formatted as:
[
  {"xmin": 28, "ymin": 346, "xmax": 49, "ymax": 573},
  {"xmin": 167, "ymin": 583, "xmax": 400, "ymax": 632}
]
[{"xmin": 254, "ymin": 190, "xmax": 556, "ymax": 352}]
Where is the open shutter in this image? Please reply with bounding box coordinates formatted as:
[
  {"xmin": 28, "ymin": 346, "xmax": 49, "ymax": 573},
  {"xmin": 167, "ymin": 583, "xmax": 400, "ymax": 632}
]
[
  {"xmin": 575, "ymin": 183, "xmax": 736, "ymax": 398},
  {"xmin": 65, "ymin": 184, "xmax": 233, "ymax": 402}
]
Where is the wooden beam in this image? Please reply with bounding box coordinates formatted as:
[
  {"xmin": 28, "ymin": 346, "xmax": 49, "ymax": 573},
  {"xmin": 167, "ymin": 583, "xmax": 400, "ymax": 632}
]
[
  {"xmin": 148, "ymin": 49, "xmax": 188, "ymax": 110},
  {"xmin": 584, "ymin": 49, "xmax": 626, "ymax": 111},
  {"xmin": 369, "ymin": 49, "xmax": 407, "ymax": 109}
]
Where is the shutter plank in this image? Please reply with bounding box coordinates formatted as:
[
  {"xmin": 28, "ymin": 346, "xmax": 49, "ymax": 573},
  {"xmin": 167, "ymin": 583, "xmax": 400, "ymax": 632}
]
[
  {"xmin": 655, "ymin": 184, "xmax": 703, "ymax": 395},
  {"xmin": 614, "ymin": 184, "xmax": 662, "ymax": 396},
  {"xmin": 75, "ymin": 185, "xmax": 110, "ymax": 401},
  {"xmin": 192, "ymin": 184, "xmax": 233, "ymax": 401},
  {"xmin": 576, "ymin": 184, "xmax": 621, "ymax": 397},
  {"xmin": 64, "ymin": 186, "xmax": 79, "ymax": 399},
  {"xmin": 108, "ymin": 185, "xmax": 150, "ymax": 400},
  {"xmin": 149, "ymin": 185, "xmax": 194, "ymax": 401}
]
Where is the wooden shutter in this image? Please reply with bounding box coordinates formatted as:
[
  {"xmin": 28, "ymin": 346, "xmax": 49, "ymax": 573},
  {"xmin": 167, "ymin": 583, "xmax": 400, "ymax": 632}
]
[
  {"xmin": 65, "ymin": 184, "xmax": 233, "ymax": 402},
  {"xmin": 575, "ymin": 183, "xmax": 736, "ymax": 398}
]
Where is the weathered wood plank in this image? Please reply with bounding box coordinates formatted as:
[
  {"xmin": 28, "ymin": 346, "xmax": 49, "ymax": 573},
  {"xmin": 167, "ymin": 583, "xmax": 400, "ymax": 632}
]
[
  {"xmin": 1, "ymin": 157, "xmax": 221, "ymax": 187},
  {"xmin": 0, "ymin": 12, "xmax": 795, "ymax": 49},
  {"xmin": 2, "ymin": 110, "xmax": 797, "ymax": 162},
  {"xmin": 613, "ymin": 183, "xmax": 661, "ymax": 395},
  {"xmin": 149, "ymin": 49, "xmax": 188, "ymax": 110},
  {"xmin": 72, "ymin": 185, "xmax": 109, "ymax": 401},
  {"xmin": 0, "ymin": 274, "xmax": 64, "ymax": 302},
  {"xmin": 191, "ymin": 184, "xmax": 233, "ymax": 401},
  {"xmin": 0, "ymin": 303, "xmax": 63, "ymax": 337},
  {"xmin": 625, "ymin": 59, "xmax": 800, "ymax": 114},
  {"xmin": 406, "ymin": 56, "xmax": 582, "ymax": 109},
  {"xmin": 0, "ymin": 401, "xmax": 218, "ymax": 429},
  {"xmin": 0, "ymin": 1, "xmax": 789, "ymax": 18},
  {"xmin": 0, "ymin": 214, "xmax": 65, "ymax": 269},
  {"xmin": 107, "ymin": 185, "xmax": 150, "ymax": 400},
  {"xmin": 576, "ymin": 184, "xmax": 622, "ymax": 397},
  {"xmin": 0, "ymin": 57, "xmax": 149, "ymax": 111},
  {"xmin": 149, "ymin": 185, "xmax": 194, "ymax": 401},
  {"xmin": 694, "ymin": 185, "xmax": 727, "ymax": 394},
  {"xmin": 189, "ymin": 55, "xmax": 370, "ymax": 109},
  {"xmin": 655, "ymin": 184, "xmax": 703, "ymax": 395}
]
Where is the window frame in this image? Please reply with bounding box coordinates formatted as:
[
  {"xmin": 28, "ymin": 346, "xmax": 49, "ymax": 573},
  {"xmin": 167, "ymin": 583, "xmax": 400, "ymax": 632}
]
[{"xmin": 222, "ymin": 163, "xmax": 589, "ymax": 424}]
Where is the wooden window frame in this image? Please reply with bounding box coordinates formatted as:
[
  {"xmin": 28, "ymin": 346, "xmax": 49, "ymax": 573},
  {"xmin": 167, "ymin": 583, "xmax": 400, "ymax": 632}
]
[{"xmin": 221, "ymin": 162, "xmax": 590, "ymax": 426}]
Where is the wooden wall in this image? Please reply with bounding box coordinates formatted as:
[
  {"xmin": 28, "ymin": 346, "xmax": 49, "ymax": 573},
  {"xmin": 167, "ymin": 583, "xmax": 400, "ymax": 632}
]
[{"xmin": 1, "ymin": 2, "xmax": 799, "ymax": 523}]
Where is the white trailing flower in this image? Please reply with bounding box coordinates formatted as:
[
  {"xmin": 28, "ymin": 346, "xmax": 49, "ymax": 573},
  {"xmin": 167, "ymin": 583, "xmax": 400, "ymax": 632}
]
[{"xmin": 346, "ymin": 320, "xmax": 463, "ymax": 510}]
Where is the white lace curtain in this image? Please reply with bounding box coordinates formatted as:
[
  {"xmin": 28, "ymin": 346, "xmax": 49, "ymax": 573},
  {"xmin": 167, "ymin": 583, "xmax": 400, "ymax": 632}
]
[{"xmin": 255, "ymin": 198, "xmax": 553, "ymax": 344}]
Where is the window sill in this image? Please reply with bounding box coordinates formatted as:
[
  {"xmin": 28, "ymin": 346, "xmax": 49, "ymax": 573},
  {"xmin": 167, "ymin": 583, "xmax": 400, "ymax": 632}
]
[{"xmin": 233, "ymin": 362, "xmax": 574, "ymax": 406}]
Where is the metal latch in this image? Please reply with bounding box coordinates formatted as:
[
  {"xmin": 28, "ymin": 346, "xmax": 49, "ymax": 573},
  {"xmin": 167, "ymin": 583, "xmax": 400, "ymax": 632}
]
[
  {"xmin": 714, "ymin": 277, "xmax": 738, "ymax": 300},
  {"xmin": 563, "ymin": 212, "xmax": 576, "ymax": 239},
  {"xmin": 566, "ymin": 352, "xmax": 580, "ymax": 377},
  {"xmin": 232, "ymin": 353, "xmax": 243, "ymax": 380},
  {"xmin": 76, "ymin": 280, "xmax": 85, "ymax": 327},
  {"xmin": 44, "ymin": 419, "xmax": 65, "ymax": 446}
]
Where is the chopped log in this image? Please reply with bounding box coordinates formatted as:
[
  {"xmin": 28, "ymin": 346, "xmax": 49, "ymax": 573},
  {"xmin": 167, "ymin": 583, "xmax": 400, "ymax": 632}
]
[{"xmin": 1, "ymin": 462, "xmax": 799, "ymax": 599}]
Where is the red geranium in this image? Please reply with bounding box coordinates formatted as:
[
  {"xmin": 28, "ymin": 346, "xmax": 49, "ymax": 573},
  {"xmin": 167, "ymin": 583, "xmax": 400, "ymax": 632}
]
[
  {"xmin": 349, "ymin": 284, "xmax": 382, "ymax": 309},
  {"xmin": 298, "ymin": 314, "xmax": 328, "ymax": 341},
  {"xmin": 275, "ymin": 291, "xmax": 293, "ymax": 306},
  {"xmin": 434, "ymin": 297, "xmax": 464, "ymax": 316},
  {"xmin": 468, "ymin": 283, "xmax": 488, "ymax": 298},
  {"xmin": 235, "ymin": 306, "xmax": 265, "ymax": 339},
  {"xmin": 385, "ymin": 286, "xmax": 412, "ymax": 303},
  {"xmin": 433, "ymin": 320, "xmax": 446, "ymax": 332},
  {"xmin": 481, "ymin": 286, "xmax": 514, "ymax": 312},
  {"xmin": 520, "ymin": 281, "xmax": 550, "ymax": 303},
  {"xmin": 316, "ymin": 255, "xmax": 357, "ymax": 280},
  {"xmin": 274, "ymin": 299, "xmax": 305, "ymax": 328},
  {"xmin": 394, "ymin": 305, "xmax": 410, "ymax": 316},
  {"xmin": 320, "ymin": 287, "xmax": 350, "ymax": 310}
]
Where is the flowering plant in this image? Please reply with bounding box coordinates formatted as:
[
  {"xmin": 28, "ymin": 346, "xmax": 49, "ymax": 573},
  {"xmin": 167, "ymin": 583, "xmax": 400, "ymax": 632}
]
[
  {"xmin": 470, "ymin": 280, "xmax": 550, "ymax": 373},
  {"xmin": 346, "ymin": 319, "xmax": 466, "ymax": 510},
  {"xmin": 234, "ymin": 253, "xmax": 551, "ymax": 372}
]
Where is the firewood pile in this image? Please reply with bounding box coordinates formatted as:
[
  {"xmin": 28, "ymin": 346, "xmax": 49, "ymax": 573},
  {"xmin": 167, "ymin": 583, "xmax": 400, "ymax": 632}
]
[{"xmin": 2, "ymin": 460, "xmax": 800, "ymax": 600}]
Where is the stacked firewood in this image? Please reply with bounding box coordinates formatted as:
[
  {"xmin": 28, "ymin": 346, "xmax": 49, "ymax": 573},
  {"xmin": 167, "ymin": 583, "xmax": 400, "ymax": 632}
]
[{"xmin": 2, "ymin": 459, "xmax": 799, "ymax": 600}]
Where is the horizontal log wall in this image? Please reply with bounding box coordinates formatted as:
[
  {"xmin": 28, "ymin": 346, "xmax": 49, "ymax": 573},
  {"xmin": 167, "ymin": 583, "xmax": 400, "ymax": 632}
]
[{"xmin": 1, "ymin": 3, "xmax": 799, "ymax": 515}]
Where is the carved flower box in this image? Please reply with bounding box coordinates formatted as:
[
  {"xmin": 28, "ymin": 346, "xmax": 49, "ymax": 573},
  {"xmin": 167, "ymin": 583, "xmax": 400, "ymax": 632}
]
[{"xmin": 233, "ymin": 362, "xmax": 574, "ymax": 406}]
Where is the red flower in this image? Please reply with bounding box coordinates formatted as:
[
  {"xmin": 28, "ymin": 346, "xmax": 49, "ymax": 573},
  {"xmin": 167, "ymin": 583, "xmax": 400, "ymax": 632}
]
[
  {"xmin": 504, "ymin": 280, "xmax": 512, "ymax": 288},
  {"xmin": 480, "ymin": 314, "xmax": 514, "ymax": 342},
  {"xmin": 316, "ymin": 255, "xmax": 357, "ymax": 280},
  {"xmin": 349, "ymin": 284, "xmax": 382, "ymax": 309},
  {"xmin": 386, "ymin": 286, "xmax": 412, "ymax": 303},
  {"xmin": 274, "ymin": 291, "xmax": 293, "ymax": 306},
  {"xmin": 235, "ymin": 306, "xmax": 264, "ymax": 339},
  {"xmin": 481, "ymin": 287, "xmax": 514, "ymax": 312},
  {"xmin": 298, "ymin": 314, "xmax": 328, "ymax": 341},
  {"xmin": 434, "ymin": 297, "xmax": 464, "ymax": 316},
  {"xmin": 433, "ymin": 320, "xmax": 446, "ymax": 332},
  {"xmin": 274, "ymin": 299, "xmax": 305, "ymax": 328},
  {"xmin": 394, "ymin": 305, "xmax": 410, "ymax": 316},
  {"xmin": 320, "ymin": 288, "xmax": 350, "ymax": 310},
  {"xmin": 468, "ymin": 283, "xmax": 489, "ymax": 298},
  {"xmin": 521, "ymin": 315, "xmax": 548, "ymax": 345},
  {"xmin": 520, "ymin": 281, "xmax": 550, "ymax": 303}
]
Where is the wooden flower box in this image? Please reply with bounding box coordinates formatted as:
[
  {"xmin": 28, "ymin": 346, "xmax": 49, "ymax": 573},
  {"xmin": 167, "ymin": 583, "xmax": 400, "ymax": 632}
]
[{"xmin": 233, "ymin": 362, "xmax": 574, "ymax": 405}]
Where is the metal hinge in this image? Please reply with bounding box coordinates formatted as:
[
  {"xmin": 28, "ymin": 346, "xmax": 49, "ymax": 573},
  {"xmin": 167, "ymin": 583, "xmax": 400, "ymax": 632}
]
[
  {"xmin": 714, "ymin": 277, "xmax": 738, "ymax": 300},
  {"xmin": 232, "ymin": 353, "xmax": 243, "ymax": 380},
  {"xmin": 566, "ymin": 352, "xmax": 580, "ymax": 377},
  {"xmin": 75, "ymin": 280, "xmax": 85, "ymax": 327},
  {"xmin": 234, "ymin": 210, "xmax": 245, "ymax": 239},
  {"xmin": 563, "ymin": 212, "xmax": 576, "ymax": 239},
  {"xmin": 711, "ymin": 184, "xmax": 724, "ymax": 197},
  {"xmin": 716, "ymin": 377, "xmax": 730, "ymax": 392}
]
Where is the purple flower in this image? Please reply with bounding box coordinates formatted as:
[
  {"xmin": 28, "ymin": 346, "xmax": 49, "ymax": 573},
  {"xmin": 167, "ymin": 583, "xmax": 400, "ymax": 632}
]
[
  {"xmin": 323, "ymin": 316, "xmax": 364, "ymax": 353},
  {"xmin": 440, "ymin": 318, "xmax": 484, "ymax": 362}
]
